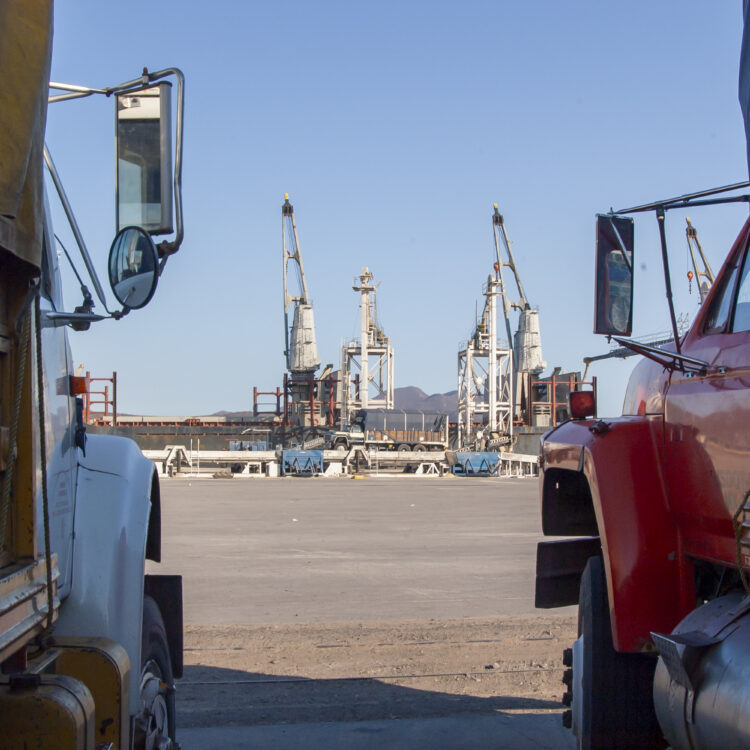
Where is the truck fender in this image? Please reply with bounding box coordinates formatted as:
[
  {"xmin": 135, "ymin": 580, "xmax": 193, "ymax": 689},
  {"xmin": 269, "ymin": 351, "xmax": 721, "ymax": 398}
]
[
  {"xmin": 52, "ymin": 434, "xmax": 159, "ymax": 711},
  {"xmin": 543, "ymin": 417, "xmax": 688, "ymax": 652}
]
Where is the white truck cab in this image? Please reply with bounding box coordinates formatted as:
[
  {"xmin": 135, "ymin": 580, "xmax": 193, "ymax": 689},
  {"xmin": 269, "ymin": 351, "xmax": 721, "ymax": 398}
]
[{"xmin": 0, "ymin": 6, "xmax": 186, "ymax": 747}]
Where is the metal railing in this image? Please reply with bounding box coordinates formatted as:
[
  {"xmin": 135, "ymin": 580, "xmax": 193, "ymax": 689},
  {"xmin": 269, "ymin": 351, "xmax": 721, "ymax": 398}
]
[{"xmin": 82, "ymin": 371, "xmax": 117, "ymax": 425}]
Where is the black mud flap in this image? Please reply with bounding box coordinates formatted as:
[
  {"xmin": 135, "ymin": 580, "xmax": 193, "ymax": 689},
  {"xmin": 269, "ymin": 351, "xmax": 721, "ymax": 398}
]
[
  {"xmin": 535, "ymin": 537, "xmax": 601, "ymax": 608},
  {"xmin": 145, "ymin": 574, "xmax": 183, "ymax": 678}
]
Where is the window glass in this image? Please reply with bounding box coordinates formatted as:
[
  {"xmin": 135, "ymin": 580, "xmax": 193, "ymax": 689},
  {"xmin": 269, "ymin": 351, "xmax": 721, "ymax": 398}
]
[
  {"xmin": 704, "ymin": 263, "xmax": 739, "ymax": 333},
  {"xmin": 40, "ymin": 234, "xmax": 55, "ymax": 303},
  {"xmin": 732, "ymin": 251, "xmax": 750, "ymax": 332}
]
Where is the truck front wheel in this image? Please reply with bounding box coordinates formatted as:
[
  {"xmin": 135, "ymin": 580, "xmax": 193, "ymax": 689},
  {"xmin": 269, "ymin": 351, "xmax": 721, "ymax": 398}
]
[
  {"xmin": 134, "ymin": 595, "xmax": 177, "ymax": 749},
  {"xmin": 570, "ymin": 556, "xmax": 665, "ymax": 750}
]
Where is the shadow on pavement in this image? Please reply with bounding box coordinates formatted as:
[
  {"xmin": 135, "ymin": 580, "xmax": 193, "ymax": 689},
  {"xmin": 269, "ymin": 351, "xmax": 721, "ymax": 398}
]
[{"xmin": 178, "ymin": 663, "xmax": 564, "ymax": 727}]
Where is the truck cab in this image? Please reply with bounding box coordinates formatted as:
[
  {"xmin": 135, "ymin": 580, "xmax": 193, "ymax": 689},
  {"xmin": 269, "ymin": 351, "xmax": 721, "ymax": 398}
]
[
  {"xmin": 536, "ymin": 195, "xmax": 750, "ymax": 750},
  {"xmin": 328, "ymin": 420, "xmax": 365, "ymax": 451},
  {"xmin": 0, "ymin": 6, "xmax": 185, "ymax": 747}
]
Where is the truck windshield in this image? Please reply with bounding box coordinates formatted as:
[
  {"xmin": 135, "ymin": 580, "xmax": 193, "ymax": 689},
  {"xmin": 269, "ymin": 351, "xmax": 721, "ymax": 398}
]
[
  {"xmin": 705, "ymin": 263, "xmax": 740, "ymax": 333},
  {"xmin": 732, "ymin": 250, "xmax": 750, "ymax": 332}
]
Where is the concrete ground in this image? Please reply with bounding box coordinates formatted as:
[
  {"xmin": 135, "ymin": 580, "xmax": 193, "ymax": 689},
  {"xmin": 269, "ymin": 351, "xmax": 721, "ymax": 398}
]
[
  {"xmin": 180, "ymin": 714, "xmax": 570, "ymax": 749},
  {"xmin": 150, "ymin": 476, "xmax": 576, "ymax": 749}
]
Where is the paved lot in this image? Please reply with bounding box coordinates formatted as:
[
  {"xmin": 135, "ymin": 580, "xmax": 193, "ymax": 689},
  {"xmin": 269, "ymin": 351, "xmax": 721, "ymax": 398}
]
[
  {"xmin": 153, "ymin": 475, "xmax": 556, "ymax": 624},
  {"xmin": 150, "ymin": 475, "xmax": 576, "ymax": 749}
]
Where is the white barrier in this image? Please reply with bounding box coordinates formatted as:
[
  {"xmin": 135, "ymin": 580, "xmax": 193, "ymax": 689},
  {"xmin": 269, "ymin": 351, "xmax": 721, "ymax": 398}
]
[{"xmin": 142, "ymin": 446, "xmax": 537, "ymax": 478}]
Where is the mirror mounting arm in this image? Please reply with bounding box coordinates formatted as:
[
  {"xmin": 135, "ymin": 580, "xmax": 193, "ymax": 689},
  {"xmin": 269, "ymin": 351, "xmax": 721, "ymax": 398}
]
[
  {"xmin": 43, "ymin": 145, "xmax": 114, "ymax": 314},
  {"xmin": 42, "ymin": 311, "xmax": 108, "ymax": 330},
  {"xmin": 140, "ymin": 67, "xmax": 185, "ymax": 258},
  {"xmin": 656, "ymin": 206, "xmax": 682, "ymax": 355}
]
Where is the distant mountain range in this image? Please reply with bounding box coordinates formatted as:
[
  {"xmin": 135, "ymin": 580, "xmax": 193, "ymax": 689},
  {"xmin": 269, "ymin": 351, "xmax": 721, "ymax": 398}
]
[
  {"xmin": 211, "ymin": 386, "xmax": 458, "ymax": 420},
  {"xmin": 394, "ymin": 387, "xmax": 457, "ymax": 420}
]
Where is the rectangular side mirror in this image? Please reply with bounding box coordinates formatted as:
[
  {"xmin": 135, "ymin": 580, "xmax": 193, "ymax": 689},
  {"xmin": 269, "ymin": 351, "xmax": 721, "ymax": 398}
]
[
  {"xmin": 594, "ymin": 214, "xmax": 634, "ymax": 336},
  {"xmin": 116, "ymin": 82, "xmax": 173, "ymax": 235}
]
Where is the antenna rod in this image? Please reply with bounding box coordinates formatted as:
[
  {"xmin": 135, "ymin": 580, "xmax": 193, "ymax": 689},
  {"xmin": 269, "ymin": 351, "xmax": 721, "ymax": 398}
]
[{"xmin": 656, "ymin": 207, "xmax": 682, "ymax": 354}]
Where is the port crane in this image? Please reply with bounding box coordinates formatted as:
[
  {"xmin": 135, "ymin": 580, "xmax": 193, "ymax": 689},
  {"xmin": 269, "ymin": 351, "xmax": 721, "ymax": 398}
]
[
  {"xmin": 458, "ymin": 204, "xmax": 546, "ymax": 448},
  {"xmin": 282, "ymin": 194, "xmax": 322, "ymax": 427},
  {"xmin": 456, "ymin": 269, "xmax": 514, "ymax": 449}
]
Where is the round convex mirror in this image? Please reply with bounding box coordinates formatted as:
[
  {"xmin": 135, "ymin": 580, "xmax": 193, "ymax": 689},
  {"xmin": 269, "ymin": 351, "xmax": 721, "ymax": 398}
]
[{"xmin": 108, "ymin": 226, "xmax": 159, "ymax": 310}]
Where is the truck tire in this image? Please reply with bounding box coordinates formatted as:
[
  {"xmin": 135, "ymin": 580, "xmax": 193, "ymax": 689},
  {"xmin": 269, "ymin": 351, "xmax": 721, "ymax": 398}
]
[
  {"xmin": 572, "ymin": 556, "xmax": 665, "ymax": 750},
  {"xmin": 413, "ymin": 444, "xmax": 426, "ymax": 452},
  {"xmin": 333, "ymin": 440, "xmax": 348, "ymax": 453},
  {"xmin": 134, "ymin": 595, "xmax": 177, "ymax": 749}
]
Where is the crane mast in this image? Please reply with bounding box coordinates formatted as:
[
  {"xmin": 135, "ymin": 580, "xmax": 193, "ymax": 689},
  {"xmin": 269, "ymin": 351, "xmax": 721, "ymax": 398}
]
[
  {"xmin": 456, "ymin": 271, "xmax": 514, "ymax": 449},
  {"xmin": 340, "ymin": 267, "xmax": 394, "ymax": 425}
]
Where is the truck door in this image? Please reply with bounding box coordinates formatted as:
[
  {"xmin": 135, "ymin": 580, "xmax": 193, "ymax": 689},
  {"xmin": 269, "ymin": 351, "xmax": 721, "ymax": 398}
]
[
  {"xmin": 37, "ymin": 217, "xmax": 78, "ymax": 599},
  {"xmin": 664, "ymin": 222, "xmax": 750, "ymax": 566}
]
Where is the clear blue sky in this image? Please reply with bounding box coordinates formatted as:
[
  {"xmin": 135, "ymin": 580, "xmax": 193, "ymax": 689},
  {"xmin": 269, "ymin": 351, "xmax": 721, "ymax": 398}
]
[{"xmin": 46, "ymin": 1, "xmax": 748, "ymax": 416}]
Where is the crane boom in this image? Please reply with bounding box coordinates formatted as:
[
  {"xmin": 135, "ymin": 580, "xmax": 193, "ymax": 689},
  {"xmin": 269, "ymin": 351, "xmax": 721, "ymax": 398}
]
[
  {"xmin": 282, "ymin": 194, "xmax": 320, "ymax": 374},
  {"xmin": 685, "ymin": 217, "xmax": 715, "ymax": 303},
  {"xmin": 491, "ymin": 203, "xmax": 545, "ymax": 375},
  {"xmin": 492, "ymin": 204, "xmax": 528, "ymax": 309},
  {"xmin": 282, "ymin": 193, "xmax": 311, "ymax": 309}
]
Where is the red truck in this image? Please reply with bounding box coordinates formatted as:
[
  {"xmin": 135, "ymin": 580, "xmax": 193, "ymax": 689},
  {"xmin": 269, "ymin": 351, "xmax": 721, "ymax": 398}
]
[{"xmin": 535, "ymin": 10, "xmax": 750, "ymax": 750}]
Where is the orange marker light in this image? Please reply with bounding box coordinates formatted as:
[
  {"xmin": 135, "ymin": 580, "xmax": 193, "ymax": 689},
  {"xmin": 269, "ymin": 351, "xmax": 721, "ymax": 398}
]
[
  {"xmin": 570, "ymin": 390, "xmax": 596, "ymax": 420},
  {"xmin": 69, "ymin": 376, "xmax": 88, "ymax": 395}
]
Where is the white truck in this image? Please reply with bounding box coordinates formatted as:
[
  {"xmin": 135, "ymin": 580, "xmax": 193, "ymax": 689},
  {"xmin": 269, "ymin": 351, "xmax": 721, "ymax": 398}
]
[{"xmin": 0, "ymin": 4, "xmax": 185, "ymax": 748}]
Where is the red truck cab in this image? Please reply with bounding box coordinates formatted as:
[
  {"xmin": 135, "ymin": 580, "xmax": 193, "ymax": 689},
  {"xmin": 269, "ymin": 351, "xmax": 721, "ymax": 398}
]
[{"xmin": 536, "ymin": 208, "xmax": 750, "ymax": 750}]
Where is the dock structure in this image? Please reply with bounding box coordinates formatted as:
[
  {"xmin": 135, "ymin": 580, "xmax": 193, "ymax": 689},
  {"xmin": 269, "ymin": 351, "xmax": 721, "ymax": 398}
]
[{"xmin": 142, "ymin": 446, "xmax": 538, "ymax": 479}]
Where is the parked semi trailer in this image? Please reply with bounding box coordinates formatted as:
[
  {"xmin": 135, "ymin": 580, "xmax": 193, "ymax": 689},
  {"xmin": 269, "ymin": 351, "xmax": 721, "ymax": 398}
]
[
  {"xmin": 0, "ymin": 4, "xmax": 185, "ymax": 747},
  {"xmin": 535, "ymin": 7, "xmax": 750, "ymax": 750},
  {"xmin": 328, "ymin": 409, "xmax": 449, "ymax": 452}
]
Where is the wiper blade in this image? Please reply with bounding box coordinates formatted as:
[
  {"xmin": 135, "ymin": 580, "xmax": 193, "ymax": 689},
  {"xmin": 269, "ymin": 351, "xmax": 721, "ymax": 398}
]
[{"xmin": 611, "ymin": 337, "xmax": 717, "ymax": 375}]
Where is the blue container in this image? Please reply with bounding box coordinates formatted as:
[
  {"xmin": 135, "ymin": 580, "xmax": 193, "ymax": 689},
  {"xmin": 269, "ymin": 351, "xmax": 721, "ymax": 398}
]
[
  {"xmin": 228, "ymin": 439, "xmax": 267, "ymax": 451},
  {"xmin": 281, "ymin": 449, "xmax": 324, "ymax": 476},
  {"xmin": 452, "ymin": 451, "xmax": 500, "ymax": 477}
]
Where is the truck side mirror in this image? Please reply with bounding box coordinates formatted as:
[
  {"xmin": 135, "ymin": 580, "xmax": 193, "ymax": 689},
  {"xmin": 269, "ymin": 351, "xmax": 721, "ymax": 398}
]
[
  {"xmin": 594, "ymin": 214, "xmax": 634, "ymax": 336},
  {"xmin": 116, "ymin": 83, "xmax": 173, "ymax": 235},
  {"xmin": 108, "ymin": 226, "xmax": 159, "ymax": 310}
]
